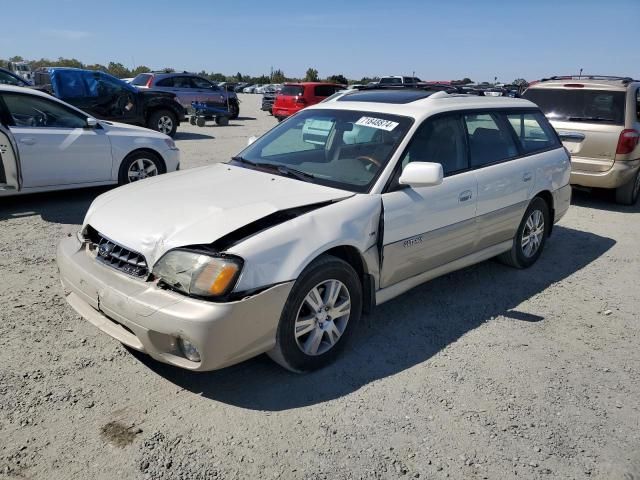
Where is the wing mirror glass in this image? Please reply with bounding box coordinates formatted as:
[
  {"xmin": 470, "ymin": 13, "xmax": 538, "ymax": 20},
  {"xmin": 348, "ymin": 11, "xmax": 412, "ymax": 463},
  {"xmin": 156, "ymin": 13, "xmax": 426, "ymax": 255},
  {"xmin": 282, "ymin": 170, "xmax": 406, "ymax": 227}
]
[
  {"xmin": 86, "ymin": 117, "xmax": 98, "ymax": 128},
  {"xmin": 399, "ymin": 162, "xmax": 443, "ymax": 188}
]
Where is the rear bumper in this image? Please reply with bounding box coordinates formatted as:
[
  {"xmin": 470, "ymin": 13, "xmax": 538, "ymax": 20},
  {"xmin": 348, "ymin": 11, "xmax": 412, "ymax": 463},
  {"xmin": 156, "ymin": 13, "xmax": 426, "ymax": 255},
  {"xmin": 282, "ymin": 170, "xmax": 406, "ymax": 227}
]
[
  {"xmin": 57, "ymin": 236, "xmax": 293, "ymax": 371},
  {"xmin": 570, "ymin": 159, "xmax": 640, "ymax": 189},
  {"xmin": 272, "ymin": 107, "xmax": 299, "ymax": 118}
]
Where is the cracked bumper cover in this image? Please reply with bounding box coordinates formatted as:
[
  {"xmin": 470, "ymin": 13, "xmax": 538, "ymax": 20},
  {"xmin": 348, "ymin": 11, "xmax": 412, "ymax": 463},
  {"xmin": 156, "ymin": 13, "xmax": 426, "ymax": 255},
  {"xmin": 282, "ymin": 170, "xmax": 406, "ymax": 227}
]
[{"xmin": 57, "ymin": 235, "xmax": 293, "ymax": 371}]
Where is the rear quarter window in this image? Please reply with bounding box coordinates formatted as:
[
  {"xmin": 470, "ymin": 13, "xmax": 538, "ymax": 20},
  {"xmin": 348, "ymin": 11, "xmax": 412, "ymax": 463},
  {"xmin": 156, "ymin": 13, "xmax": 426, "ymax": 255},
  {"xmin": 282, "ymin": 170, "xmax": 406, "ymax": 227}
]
[
  {"xmin": 131, "ymin": 74, "xmax": 152, "ymax": 86},
  {"xmin": 505, "ymin": 111, "xmax": 560, "ymax": 154},
  {"xmin": 280, "ymin": 85, "xmax": 304, "ymax": 96}
]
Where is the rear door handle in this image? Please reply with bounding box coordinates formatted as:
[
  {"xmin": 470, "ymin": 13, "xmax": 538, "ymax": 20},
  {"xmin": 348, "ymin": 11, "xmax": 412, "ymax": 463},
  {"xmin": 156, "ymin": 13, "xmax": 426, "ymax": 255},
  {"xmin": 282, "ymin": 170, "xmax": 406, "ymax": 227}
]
[
  {"xmin": 19, "ymin": 137, "xmax": 36, "ymax": 145},
  {"xmin": 459, "ymin": 190, "xmax": 473, "ymax": 202},
  {"xmin": 523, "ymin": 172, "xmax": 533, "ymax": 182}
]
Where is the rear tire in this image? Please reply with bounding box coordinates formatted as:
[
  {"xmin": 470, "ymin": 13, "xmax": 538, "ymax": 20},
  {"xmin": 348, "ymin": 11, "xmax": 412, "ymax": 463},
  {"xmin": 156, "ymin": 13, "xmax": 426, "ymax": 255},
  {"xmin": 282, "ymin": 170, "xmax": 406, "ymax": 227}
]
[
  {"xmin": 614, "ymin": 170, "xmax": 640, "ymax": 205},
  {"xmin": 196, "ymin": 117, "xmax": 206, "ymax": 127},
  {"xmin": 268, "ymin": 255, "xmax": 362, "ymax": 373},
  {"xmin": 498, "ymin": 197, "xmax": 550, "ymax": 269},
  {"xmin": 147, "ymin": 110, "xmax": 177, "ymax": 137},
  {"xmin": 216, "ymin": 116, "xmax": 229, "ymax": 126}
]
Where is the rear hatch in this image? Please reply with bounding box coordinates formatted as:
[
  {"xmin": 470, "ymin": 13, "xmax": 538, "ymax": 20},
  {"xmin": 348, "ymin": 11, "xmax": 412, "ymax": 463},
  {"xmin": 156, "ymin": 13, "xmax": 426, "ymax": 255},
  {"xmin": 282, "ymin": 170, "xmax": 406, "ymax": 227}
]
[
  {"xmin": 274, "ymin": 85, "xmax": 305, "ymax": 112},
  {"xmin": 523, "ymin": 87, "xmax": 626, "ymax": 172}
]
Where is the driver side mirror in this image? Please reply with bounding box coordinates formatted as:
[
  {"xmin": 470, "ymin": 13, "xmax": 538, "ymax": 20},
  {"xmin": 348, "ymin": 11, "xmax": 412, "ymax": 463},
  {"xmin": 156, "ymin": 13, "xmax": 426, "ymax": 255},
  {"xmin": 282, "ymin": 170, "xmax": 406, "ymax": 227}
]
[
  {"xmin": 399, "ymin": 162, "xmax": 443, "ymax": 188},
  {"xmin": 86, "ymin": 117, "xmax": 98, "ymax": 128}
]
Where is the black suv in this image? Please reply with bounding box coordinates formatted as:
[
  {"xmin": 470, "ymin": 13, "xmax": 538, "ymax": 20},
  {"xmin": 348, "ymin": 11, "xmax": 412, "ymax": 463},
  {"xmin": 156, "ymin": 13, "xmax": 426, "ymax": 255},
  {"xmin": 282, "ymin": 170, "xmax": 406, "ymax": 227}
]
[
  {"xmin": 132, "ymin": 72, "xmax": 240, "ymax": 119},
  {"xmin": 34, "ymin": 68, "xmax": 185, "ymax": 136}
]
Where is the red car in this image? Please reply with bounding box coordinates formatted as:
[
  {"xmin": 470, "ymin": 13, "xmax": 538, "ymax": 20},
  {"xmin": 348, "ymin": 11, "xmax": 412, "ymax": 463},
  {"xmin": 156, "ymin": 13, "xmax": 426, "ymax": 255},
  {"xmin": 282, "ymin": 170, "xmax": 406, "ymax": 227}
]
[{"xmin": 272, "ymin": 82, "xmax": 344, "ymax": 121}]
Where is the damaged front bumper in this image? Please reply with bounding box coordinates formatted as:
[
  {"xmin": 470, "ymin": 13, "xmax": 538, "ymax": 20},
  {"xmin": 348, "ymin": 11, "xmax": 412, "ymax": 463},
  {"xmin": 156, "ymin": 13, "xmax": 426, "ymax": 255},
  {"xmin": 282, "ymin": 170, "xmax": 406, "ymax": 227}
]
[{"xmin": 57, "ymin": 235, "xmax": 293, "ymax": 371}]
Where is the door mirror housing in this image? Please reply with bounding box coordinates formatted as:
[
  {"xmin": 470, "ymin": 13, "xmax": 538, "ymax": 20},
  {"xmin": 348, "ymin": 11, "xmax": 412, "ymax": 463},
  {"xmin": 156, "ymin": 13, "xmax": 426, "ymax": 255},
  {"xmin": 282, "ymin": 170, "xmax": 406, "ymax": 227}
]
[
  {"xmin": 399, "ymin": 162, "xmax": 443, "ymax": 188},
  {"xmin": 86, "ymin": 117, "xmax": 98, "ymax": 128}
]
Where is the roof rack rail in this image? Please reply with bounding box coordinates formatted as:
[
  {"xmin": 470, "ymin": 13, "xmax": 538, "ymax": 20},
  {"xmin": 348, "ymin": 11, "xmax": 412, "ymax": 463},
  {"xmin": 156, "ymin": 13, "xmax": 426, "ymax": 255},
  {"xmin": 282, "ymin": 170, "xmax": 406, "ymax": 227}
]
[{"xmin": 539, "ymin": 75, "xmax": 638, "ymax": 84}]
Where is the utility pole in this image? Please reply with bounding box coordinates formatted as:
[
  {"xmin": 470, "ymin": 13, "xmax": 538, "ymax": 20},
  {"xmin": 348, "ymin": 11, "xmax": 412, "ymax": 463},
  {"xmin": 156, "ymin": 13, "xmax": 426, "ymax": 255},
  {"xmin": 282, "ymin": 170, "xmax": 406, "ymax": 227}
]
[{"xmin": 579, "ymin": 68, "xmax": 583, "ymax": 79}]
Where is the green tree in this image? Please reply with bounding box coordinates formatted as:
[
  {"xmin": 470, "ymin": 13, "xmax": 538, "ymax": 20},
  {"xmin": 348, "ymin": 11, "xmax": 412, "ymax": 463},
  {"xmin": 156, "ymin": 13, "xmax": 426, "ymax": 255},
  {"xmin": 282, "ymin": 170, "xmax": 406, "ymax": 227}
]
[
  {"xmin": 9, "ymin": 55, "xmax": 24, "ymax": 62},
  {"xmin": 85, "ymin": 64, "xmax": 108, "ymax": 72},
  {"xmin": 512, "ymin": 78, "xmax": 529, "ymax": 87},
  {"xmin": 272, "ymin": 69, "xmax": 286, "ymax": 83},
  {"xmin": 210, "ymin": 72, "xmax": 226, "ymax": 82},
  {"xmin": 360, "ymin": 76, "xmax": 380, "ymax": 84},
  {"xmin": 131, "ymin": 65, "xmax": 151, "ymax": 76},
  {"xmin": 106, "ymin": 62, "xmax": 129, "ymax": 78},
  {"xmin": 327, "ymin": 74, "xmax": 348, "ymax": 85},
  {"xmin": 235, "ymin": 72, "xmax": 243, "ymax": 82},
  {"xmin": 304, "ymin": 67, "xmax": 319, "ymax": 82}
]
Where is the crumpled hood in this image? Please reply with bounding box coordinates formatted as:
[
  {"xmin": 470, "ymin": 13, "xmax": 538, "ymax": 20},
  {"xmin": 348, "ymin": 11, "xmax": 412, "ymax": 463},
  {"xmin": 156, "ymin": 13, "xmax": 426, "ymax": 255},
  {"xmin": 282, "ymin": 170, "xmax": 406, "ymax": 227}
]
[{"xmin": 83, "ymin": 164, "xmax": 352, "ymax": 267}]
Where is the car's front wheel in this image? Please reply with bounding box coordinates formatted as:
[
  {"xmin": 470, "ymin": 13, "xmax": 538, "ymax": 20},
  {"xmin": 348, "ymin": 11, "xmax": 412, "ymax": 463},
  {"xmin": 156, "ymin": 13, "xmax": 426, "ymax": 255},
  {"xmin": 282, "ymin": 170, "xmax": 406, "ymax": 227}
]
[
  {"xmin": 229, "ymin": 100, "xmax": 240, "ymax": 119},
  {"xmin": 147, "ymin": 110, "xmax": 177, "ymax": 137},
  {"xmin": 498, "ymin": 197, "xmax": 550, "ymax": 269},
  {"xmin": 268, "ymin": 255, "xmax": 362, "ymax": 373},
  {"xmin": 118, "ymin": 151, "xmax": 164, "ymax": 185}
]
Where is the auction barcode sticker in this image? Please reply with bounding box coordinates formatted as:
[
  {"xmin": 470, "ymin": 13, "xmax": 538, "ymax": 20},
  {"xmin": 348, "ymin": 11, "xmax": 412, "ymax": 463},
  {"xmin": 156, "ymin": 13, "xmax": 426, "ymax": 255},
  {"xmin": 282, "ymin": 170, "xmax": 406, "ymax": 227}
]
[{"xmin": 355, "ymin": 117, "xmax": 399, "ymax": 131}]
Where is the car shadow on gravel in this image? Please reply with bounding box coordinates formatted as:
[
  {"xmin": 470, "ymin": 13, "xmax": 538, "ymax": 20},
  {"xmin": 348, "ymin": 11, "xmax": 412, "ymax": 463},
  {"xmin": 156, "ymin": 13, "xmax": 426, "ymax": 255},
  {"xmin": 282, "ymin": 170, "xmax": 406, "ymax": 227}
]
[
  {"xmin": 173, "ymin": 132, "xmax": 215, "ymax": 140},
  {"xmin": 0, "ymin": 187, "xmax": 108, "ymax": 224},
  {"xmin": 132, "ymin": 225, "xmax": 615, "ymax": 411},
  {"xmin": 570, "ymin": 187, "xmax": 640, "ymax": 214}
]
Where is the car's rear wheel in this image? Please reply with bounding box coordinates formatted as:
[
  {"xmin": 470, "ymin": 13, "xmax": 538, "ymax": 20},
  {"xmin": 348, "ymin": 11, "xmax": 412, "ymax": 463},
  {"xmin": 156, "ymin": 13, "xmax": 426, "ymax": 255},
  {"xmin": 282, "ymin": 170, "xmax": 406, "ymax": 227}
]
[
  {"xmin": 118, "ymin": 151, "xmax": 164, "ymax": 185},
  {"xmin": 615, "ymin": 170, "xmax": 640, "ymax": 205},
  {"xmin": 268, "ymin": 255, "xmax": 362, "ymax": 373},
  {"xmin": 147, "ymin": 110, "xmax": 177, "ymax": 137},
  {"xmin": 498, "ymin": 197, "xmax": 550, "ymax": 269}
]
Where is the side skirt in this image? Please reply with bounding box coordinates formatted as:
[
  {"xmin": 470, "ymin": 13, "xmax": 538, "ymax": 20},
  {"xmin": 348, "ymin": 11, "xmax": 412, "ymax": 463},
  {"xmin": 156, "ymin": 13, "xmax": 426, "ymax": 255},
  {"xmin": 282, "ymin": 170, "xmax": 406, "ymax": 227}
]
[{"xmin": 375, "ymin": 240, "xmax": 512, "ymax": 306}]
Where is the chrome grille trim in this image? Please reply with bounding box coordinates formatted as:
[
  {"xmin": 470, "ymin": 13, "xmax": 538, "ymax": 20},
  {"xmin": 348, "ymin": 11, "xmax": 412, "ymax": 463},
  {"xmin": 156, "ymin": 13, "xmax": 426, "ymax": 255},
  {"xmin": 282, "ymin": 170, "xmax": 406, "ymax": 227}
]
[{"xmin": 85, "ymin": 226, "xmax": 149, "ymax": 278}]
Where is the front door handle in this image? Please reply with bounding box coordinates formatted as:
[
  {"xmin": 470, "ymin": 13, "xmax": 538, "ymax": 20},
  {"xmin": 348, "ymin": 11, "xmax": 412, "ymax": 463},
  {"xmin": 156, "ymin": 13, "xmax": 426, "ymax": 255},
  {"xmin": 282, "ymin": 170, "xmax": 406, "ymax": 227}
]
[
  {"xmin": 19, "ymin": 137, "xmax": 36, "ymax": 145},
  {"xmin": 523, "ymin": 172, "xmax": 533, "ymax": 182},
  {"xmin": 459, "ymin": 190, "xmax": 473, "ymax": 202}
]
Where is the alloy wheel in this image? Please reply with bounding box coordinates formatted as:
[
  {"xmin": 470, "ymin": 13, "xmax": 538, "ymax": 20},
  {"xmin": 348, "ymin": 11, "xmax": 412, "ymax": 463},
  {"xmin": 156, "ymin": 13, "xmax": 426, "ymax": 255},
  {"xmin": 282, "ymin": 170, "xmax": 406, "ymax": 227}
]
[
  {"xmin": 294, "ymin": 279, "xmax": 351, "ymax": 356},
  {"xmin": 157, "ymin": 116, "xmax": 173, "ymax": 135},
  {"xmin": 127, "ymin": 158, "xmax": 158, "ymax": 182},
  {"xmin": 521, "ymin": 209, "xmax": 545, "ymax": 258}
]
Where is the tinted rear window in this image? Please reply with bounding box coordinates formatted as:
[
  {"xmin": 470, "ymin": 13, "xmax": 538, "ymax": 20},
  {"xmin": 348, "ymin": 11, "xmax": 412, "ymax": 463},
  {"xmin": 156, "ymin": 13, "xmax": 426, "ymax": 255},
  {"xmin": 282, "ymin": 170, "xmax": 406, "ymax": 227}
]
[
  {"xmin": 280, "ymin": 85, "xmax": 304, "ymax": 96},
  {"xmin": 523, "ymin": 88, "xmax": 626, "ymax": 125},
  {"xmin": 131, "ymin": 74, "xmax": 152, "ymax": 86},
  {"xmin": 379, "ymin": 77, "xmax": 402, "ymax": 85}
]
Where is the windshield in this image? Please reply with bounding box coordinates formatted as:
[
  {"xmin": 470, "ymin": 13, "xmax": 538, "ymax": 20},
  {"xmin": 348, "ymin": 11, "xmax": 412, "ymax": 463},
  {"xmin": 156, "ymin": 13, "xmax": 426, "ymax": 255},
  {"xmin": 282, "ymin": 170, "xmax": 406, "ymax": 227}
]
[
  {"xmin": 0, "ymin": 70, "xmax": 24, "ymax": 86},
  {"xmin": 233, "ymin": 109, "xmax": 413, "ymax": 193},
  {"xmin": 523, "ymin": 88, "xmax": 626, "ymax": 125}
]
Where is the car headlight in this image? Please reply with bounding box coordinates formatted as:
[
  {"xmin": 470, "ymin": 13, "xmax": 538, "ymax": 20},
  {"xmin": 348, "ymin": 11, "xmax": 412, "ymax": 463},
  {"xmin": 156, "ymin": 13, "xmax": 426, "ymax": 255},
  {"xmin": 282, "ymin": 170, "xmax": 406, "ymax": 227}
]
[
  {"xmin": 152, "ymin": 250, "xmax": 242, "ymax": 298},
  {"xmin": 164, "ymin": 138, "xmax": 177, "ymax": 150}
]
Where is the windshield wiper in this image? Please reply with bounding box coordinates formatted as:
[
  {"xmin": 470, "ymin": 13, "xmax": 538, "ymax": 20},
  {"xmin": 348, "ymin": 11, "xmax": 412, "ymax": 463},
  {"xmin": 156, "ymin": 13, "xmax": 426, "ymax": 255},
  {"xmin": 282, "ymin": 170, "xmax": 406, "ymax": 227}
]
[
  {"xmin": 231, "ymin": 157, "xmax": 315, "ymax": 181},
  {"xmin": 568, "ymin": 116, "xmax": 613, "ymax": 123},
  {"xmin": 274, "ymin": 165, "xmax": 316, "ymax": 181}
]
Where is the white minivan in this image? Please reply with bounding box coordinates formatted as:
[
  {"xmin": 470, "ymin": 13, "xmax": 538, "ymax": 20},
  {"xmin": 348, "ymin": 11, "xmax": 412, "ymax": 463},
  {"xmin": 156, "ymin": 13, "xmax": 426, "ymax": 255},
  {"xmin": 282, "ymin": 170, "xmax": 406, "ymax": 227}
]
[{"xmin": 58, "ymin": 90, "xmax": 571, "ymax": 373}]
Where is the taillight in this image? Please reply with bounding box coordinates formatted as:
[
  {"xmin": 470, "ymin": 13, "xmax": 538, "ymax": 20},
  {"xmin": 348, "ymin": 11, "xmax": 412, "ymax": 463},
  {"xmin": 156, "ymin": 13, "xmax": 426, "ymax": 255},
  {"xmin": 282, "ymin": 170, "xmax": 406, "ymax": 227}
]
[
  {"xmin": 146, "ymin": 75, "xmax": 153, "ymax": 88},
  {"xmin": 616, "ymin": 129, "xmax": 640, "ymax": 155},
  {"xmin": 295, "ymin": 96, "xmax": 307, "ymax": 105}
]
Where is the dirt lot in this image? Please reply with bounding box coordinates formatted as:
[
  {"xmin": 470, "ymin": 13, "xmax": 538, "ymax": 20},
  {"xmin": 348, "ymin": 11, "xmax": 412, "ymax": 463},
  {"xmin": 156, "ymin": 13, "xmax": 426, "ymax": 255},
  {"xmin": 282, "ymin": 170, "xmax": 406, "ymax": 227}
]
[{"xmin": 1, "ymin": 94, "xmax": 639, "ymax": 480}]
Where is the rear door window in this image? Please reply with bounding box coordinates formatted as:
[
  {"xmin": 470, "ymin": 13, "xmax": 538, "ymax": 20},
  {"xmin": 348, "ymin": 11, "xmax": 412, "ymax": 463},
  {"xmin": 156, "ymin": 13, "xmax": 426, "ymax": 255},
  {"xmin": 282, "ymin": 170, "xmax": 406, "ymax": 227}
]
[
  {"xmin": 464, "ymin": 113, "xmax": 519, "ymax": 167},
  {"xmin": 505, "ymin": 111, "xmax": 559, "ymax": 154},
  {"xmin": 191, "ymin": 77, "xmax": 214, "ymax": 89},
  {"xmin": 155, "ymin": 77, "xmax": 174, "ymax": 87},
  {"xmin": 523, "ymin": 88, "xmax": 626, "ymax": 125}
]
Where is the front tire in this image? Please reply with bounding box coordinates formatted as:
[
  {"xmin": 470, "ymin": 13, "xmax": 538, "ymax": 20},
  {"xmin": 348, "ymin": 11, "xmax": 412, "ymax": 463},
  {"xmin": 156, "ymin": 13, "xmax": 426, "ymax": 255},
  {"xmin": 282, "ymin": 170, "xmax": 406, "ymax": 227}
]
[
  {"xmin": 268, "ymin": 255, "xmax": 362, "ymax": 373},
  {"xmin": 229, "ymin": 100, "xmax": 240, "ymax": 119},
  {"xmin": 498, "ymin": 197, "xmax": 550, "ymax": 269},
  {"xmin": 615, "ymin": 170, "xmax": 640, "ymax": 205},
  {"xmin": 118, "ymin": 151, "xmax": 164, "ymax": 185},
  {"xmin": 147, "ymin": 110, "xmax": 177, "ymax": 137}
]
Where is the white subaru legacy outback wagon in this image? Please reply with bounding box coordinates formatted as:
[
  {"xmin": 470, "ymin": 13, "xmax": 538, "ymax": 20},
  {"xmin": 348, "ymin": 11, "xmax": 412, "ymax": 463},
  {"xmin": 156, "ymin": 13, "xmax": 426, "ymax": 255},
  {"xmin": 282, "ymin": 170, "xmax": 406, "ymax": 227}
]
[{"xmin": 57, "ymin": 89, "xmax": 571, "ymax": 373}]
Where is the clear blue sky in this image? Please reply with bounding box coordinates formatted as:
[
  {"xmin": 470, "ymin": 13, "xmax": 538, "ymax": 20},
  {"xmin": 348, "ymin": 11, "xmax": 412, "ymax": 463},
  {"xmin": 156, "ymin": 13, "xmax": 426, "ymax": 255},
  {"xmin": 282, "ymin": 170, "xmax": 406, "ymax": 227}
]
[{"xmin": 2, "ymin": 0, "xmax": 638, "ymax": 82}]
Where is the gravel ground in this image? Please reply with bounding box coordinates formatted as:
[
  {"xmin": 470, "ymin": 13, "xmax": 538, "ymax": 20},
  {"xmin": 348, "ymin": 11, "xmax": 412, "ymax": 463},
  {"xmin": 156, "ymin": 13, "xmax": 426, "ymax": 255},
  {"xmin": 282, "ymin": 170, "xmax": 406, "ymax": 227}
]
[{"xmin": 1, "ymin": 94, "xmax": 639, "ymax": 480}]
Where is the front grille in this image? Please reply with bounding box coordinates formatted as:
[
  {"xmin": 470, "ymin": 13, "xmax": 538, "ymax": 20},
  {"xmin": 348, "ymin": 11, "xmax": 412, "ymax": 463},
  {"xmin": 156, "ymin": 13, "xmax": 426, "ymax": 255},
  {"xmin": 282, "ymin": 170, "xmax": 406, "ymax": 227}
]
[{"xmin": 85, "ymin": 226, "xmax": 149, "ymax": 278}]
